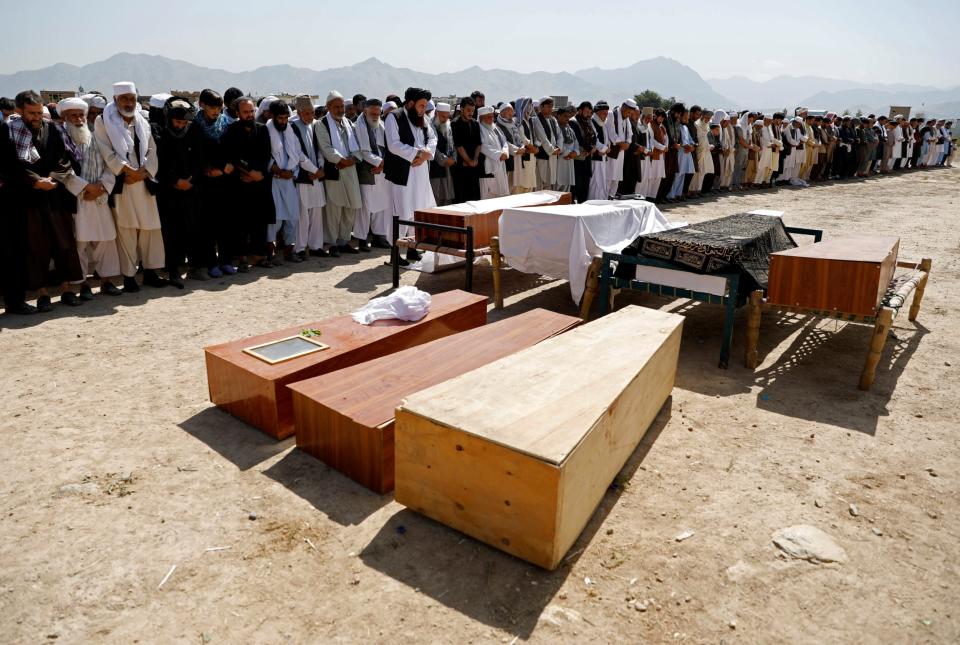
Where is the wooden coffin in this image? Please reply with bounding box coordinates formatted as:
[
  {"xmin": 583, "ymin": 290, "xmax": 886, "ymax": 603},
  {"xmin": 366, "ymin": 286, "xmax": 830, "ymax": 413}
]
[
  {"xmin": 203, "ymin": 291, "xmax": 487, "ymax": 439},
  {"xmin": 767, "ymin": 235, "xmax": 900, "ymax": 317},
  {"xmin": 290, "ymin": 309, "xmax": 581, "ymax": 493},
  {"xmin": 414, "ymin": 191, "xmax": 572, "ymax": 249},
  {"xmin": 394, "ymin": 305, "xmax": 684, "ymax": 569}
]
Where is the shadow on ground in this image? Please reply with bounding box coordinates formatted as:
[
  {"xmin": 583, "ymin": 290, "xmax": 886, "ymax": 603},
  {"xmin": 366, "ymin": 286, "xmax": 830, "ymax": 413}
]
[{"xmin": 359, "ymin": 401, "xmax": 672, "ymax": 639}]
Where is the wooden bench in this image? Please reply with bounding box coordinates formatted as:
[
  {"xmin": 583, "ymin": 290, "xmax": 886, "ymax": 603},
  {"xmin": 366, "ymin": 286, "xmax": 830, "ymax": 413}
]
[
  {"xmin": 289, "ymin": 309, "xmax": 581, "ymax": 493},
  {"xmin": 203, "ymin": 290, "xmax": 487, "ymax": 439},
  {"xmin": 745, "ymin": 236, "xmax": 931, "ymax": 389},
  {"xmin": 394, "ymin": 305, "xmax": 684, "ymax": 569}
]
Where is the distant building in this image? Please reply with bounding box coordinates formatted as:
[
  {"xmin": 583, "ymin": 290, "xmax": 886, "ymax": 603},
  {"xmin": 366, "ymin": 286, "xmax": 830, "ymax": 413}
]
[
  {"xmin": 551, "ymin": 95, "xmax": 570, "ymax": 108},
  {"xmin": 40, "ymin": 90, "xmax": 76, "ymax": 104}
]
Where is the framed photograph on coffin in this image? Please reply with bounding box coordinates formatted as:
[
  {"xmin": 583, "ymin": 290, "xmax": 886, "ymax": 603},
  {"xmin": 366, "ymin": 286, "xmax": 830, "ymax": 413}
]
[{"xmin": 243, "ymin": 335, "xmax": 330, "ymax": 365}]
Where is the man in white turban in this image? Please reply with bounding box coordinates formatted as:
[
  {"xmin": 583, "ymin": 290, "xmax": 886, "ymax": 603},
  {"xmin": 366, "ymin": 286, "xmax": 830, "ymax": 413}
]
[
  {"xmin": 477, "ymin": 106, "xmax": 510, "ymax": 198},
  {"xmin": 92, "ymin": 82, "xmax": 167, "ymax": 291},
  {"xmin": 55, "ymin": 97, "xmax": 123, "ymax": 298},
  {"xmin": 316, "ymin": 90, "xmax": 363, "ymax": 255}
]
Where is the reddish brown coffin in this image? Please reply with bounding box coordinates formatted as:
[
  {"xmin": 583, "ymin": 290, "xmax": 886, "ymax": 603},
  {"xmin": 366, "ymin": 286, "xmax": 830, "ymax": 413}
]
[
  {"xmin": 414, "ymin": 191, "xmax": 572, "ymax": 249},
  {"xmin": 290, "ymin": 309, "xmax": 581, "ymax": 493},
  {"xmin": 767, "ymin": 235, "xmax": 900, "ymax": 317},
  {"xmin": 204, "ymin": 290, "xmax": 487, "ymax": 439}
]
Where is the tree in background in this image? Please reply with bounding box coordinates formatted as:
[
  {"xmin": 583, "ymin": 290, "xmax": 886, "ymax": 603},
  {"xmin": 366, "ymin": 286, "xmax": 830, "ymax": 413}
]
[{"xmin": 634, "ymin": 89, "xmax": 677, "ymax": 109}]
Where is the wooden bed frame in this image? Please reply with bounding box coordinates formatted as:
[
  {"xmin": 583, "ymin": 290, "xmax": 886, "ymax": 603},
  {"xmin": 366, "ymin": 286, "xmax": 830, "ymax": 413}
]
[
  {"xmin": 745, "ymin": 258, "xmax": 932, "ymax": 390},
  {"xmin": 597, "ymin": 226, "xmax": 823, "ymax": 368}
]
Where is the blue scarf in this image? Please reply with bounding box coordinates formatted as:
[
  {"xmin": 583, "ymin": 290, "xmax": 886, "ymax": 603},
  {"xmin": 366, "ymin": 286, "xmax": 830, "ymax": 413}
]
[{"xmin": 194, "ymin": 110, "xmax": 229, "ymax": 141}]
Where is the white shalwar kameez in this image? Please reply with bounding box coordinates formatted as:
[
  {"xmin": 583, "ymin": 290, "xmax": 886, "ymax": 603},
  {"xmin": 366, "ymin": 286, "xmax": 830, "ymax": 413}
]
[
  {"xmin": 355, "ymin": 114, "xmax": 391, "ymax": 238},
  {"xmin": 93, "ymin": 108, "xmax": 165, "ymax": 277},
  {"xmin": 479, "ymin": 122, "xmax": 510, "ymax": 199},
  {"xmin": 588, "ymin": 116, "xmax": 611, "ymax": 200},
  {"xmin": 385, "ymin": 112, "xmax": 438, "ymax": 243},
  {"xmin": 605, "ymin": 109, "xmax": 629, "ymax": 195},
  {"xmin": 290, "ymin": 117, "xmax": 326, "ymax": 252}
]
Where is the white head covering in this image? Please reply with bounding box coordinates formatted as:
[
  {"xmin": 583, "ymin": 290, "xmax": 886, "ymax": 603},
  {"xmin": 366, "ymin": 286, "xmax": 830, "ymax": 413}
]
[
  {"xmin": 57, "ymin": 97, "xmax": 88, "ymax": 115},
  {"xmin": 344, "ymin": 99, "xmax": 353, "ymax": 107},
  {"xmin": 83, "ymin": 94, "xmax": 107, "ymax": 109},
  {"xmin": 477, "ymin": 106, "xmax": 494, "ymax": 117},
  {"xmin": 710, "ymin": 110, "xmax": 727, "ymax": 126},
  {"xmin": 435, "ymin": 102, "xmax": 451, "ymax": 113},
  {"xmin": 256, "ymin": 96, "xmax": 278, "ymax": 121},
  {"xmin": 383, "ymin": 101, "xmax": 397, "ymax": 113},
  {"xmin": 326, "ymin": 90, "xmax": 343, "ymax": 104},
  {"xmin": 112, "ymin": 81, "xmax": 137, "ymax": 97},
  {"xmin": 149, "ymin": 93, "xmax": 172, "ymax": 108},
  {"xmin": 623, "ymin": 99, "xmax": 638, "ymax": 110},
  {"xmin": 426, "ymin": 100, "xmax": 435, "ymax": 112},
  {"xmin": 42, "ymin": 106, "xmax": 51, "ymax": 120}
]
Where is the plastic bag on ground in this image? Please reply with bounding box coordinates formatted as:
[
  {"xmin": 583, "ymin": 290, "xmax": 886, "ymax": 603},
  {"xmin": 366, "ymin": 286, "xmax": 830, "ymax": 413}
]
[{"xmin": 351, "ymin": 286, "xmax": 432, "ymax": 325}]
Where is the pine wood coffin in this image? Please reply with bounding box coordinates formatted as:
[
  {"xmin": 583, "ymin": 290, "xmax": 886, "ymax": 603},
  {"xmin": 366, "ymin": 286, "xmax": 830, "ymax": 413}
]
[
  {"xmin": 203, "ymin": 291, "xmax": 487, "ymax": 439},
  {"xmin": 767, "ymin": 235, "xmax": 900, "ymax": 316},
  {"xmin": 414, "ymin": 191, "xmax": 572, "ymax": 249},
  {"xmin": 394, "ymin": 305, "xmax": 684, "ymax": 569},
  {"xmin": 289, "ymin": 309, "xmax": 581, "ymax": 493}
]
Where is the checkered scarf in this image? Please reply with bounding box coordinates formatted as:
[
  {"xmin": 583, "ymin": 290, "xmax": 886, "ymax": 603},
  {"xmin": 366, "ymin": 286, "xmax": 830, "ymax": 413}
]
[{"xmin": 8, "ymin": 117, "xmax": 40, "ymax": 164}]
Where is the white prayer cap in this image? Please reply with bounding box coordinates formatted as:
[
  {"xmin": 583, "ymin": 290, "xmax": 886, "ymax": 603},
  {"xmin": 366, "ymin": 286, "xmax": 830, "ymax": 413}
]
[
  {"xmin": 532, "ymin": 100, "xmax": 540, "ymax": 109},
  {"xmin": 477, "ymin": 106, "xmax": 494, "ymax": 117},
  {"xmin": 57, "ymin": 97, "xmax": 88, "ymax": 114},
  {"xmin": 149, "ymin": 93, "xmax": 172, "ymax": 108},
  {"xmin": 83, "ymin": 94, "xmax": 107, "ymax": 109},
  {"xmin": 344, "ymin": 99, "xmax": 353, "ymax": 107},
  {"xmin": 383, "ymin": 101, "xmax": 397, "ymax": 112},
  {"xmin": 42, "ymin": 105, "xmax": 51, "ymax": 119},
  {"xmin": 538, "ymin": 96, "xmax": 553, "ymax": 104},
  {"xmin": 623, "ymin": 99, "xmax": 638, "ymax": 110},
  {"xmin": 326, "ymin": 90, "xmax": 343, "ymax": 103},
  {"xmin": 112, "ymin": 81, "xmax": 137, "ymax": 97},
  {"xmin": 435, "ymin": 102, "xmax": 451, "ymax": 113},
  {"xmin": 426, "ymin": 100, "xmax": 435, "ymax": 112}
]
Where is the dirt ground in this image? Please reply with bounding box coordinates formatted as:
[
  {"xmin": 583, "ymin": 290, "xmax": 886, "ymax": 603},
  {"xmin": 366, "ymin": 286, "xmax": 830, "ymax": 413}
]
[{"xmin": 1, "ymin": 167, "xmax": 958, "ymax": 644}]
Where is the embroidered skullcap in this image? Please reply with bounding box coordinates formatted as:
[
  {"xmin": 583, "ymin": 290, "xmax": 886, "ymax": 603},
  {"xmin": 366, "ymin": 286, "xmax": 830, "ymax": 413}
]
[
  {"xmin": 295, "ymin": 94, "xmax": 313, "ymax": 112},
  {"xmin": 538, "ymin": 96, "xmax": 554, "ymax": 105},
  {"xmin": 326, "ymin": 90, "xmax": 343, "ymax": 103},
  {"xmin": 435, "ymin": 102, "xmax": 451, "ymax": 113},
  {"xmin": 477, "ymin": 106, "xmax": 494, "ymax": 117}
]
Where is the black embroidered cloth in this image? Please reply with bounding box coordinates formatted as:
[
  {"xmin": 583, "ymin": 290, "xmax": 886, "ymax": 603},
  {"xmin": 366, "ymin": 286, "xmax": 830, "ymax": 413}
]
[{"xmin": 629, "ymin": 212, "xmax": 797, "ymax": 293}]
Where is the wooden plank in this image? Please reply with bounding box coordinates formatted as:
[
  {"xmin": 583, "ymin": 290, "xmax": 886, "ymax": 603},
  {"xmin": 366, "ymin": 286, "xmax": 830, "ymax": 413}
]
[
  {"xmin": 203, "ymin": 290, "xmax": 487, "ymax": 439},
  {"xmin": 394, "ymin": 306, "xmax": 683, "ymax": 568},
  {"xmin": 767, "ymin": 236, "xmax": 899, "ymax": 317},
  {"xmin": 291, "ymin": 309, "xmax": 580, "ymax": 493}
]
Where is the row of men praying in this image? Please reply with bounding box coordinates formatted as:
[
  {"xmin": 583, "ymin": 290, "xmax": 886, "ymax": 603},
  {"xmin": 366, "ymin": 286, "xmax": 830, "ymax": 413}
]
[{"xmin": 0, "ymin": 83, "xmax": 954, "ymax": 315}]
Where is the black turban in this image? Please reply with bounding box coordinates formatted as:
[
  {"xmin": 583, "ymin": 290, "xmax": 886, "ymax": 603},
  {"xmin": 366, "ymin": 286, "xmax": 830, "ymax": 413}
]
[
  {"xmin": 270, "ymin": 100, "xmax": 290, "ymax": 116},
  {"xmin": 404, "ymin": 87, "xmax": 432, "ymax": 103},
  {"xmin": 364, "ymin": 98, "xmax": 383, "ymax": 108}
]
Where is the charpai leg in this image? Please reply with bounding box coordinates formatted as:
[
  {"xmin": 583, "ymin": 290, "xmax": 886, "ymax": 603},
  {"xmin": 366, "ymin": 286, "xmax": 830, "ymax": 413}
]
[
  {"xmin": 490, "ymin": 236, "xmax": 503, "ymax": 310},
  {"xmin": 859, "ymin": 307, "xmax": 894, "ymax": 391},
  {"xmin": 580, "ymin": 257, "xmax": 602, "ymax": 321},
  {"xmin": 908, "ymin": 258, "xmax": 932, "ymax": 322},
  {"xmin": 745, "ymin": 290, "xmax": 763, "ymax": 369}
]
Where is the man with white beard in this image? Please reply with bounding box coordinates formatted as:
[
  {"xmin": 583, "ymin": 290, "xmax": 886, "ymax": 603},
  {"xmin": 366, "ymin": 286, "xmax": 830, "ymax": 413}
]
[
  {"xmin": 316, "ymin": 90, "xmax": 363, "ymax": 255},
  {"xmin": 606, "ymin": 100, "xmax": 634, "ymax": 195},
  {"xmin": 56, "ymin": 98, "xmax": 122, "ymax": 298},
  {"xmin": 588, "ymin": 101, "xmax": 612, "ymax": 200},
  {"xmin": 289, "ymin": 95, "xmax": 327, "ymax": 259},
  {"xmin": 93, "ymin": 81, "xmax": 167, "ymax": 292},
  {"xmin": 531, "ymin": 97, "xmax": 562, "ymax": 190},
  {"xmin": 478, "ymin": 106, "xmax": 510, "ymax": 198},
  {"xmin": 429, "ymin": 102, "xmax": 457, "ymax": 206},
  {"xmin": 354, "ymin": 98, "xmax": 391, "ymax": 248},
  {"xmin": 384, "ymin": 87, "xmax": 437, "ymax": 265}
]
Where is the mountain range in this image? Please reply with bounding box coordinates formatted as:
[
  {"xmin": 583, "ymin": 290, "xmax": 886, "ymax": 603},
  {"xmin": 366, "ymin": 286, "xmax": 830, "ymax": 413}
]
[{"xmin": 1, "ymin": 53, "xmax": 957, "ymax": 118}]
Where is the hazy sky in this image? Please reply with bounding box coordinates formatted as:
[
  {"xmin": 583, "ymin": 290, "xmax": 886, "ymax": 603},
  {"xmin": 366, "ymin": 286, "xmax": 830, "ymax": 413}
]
[{"xmin": 2, "ymin": 0, "xmax": 958, "ymax": 87}]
